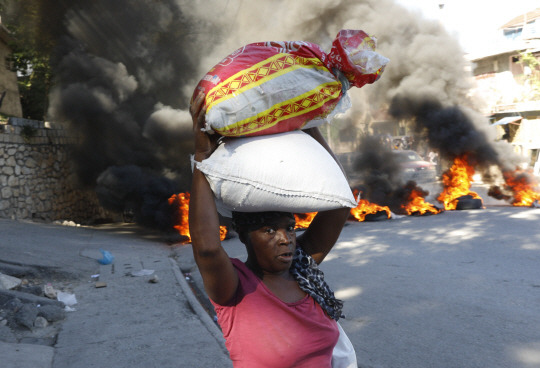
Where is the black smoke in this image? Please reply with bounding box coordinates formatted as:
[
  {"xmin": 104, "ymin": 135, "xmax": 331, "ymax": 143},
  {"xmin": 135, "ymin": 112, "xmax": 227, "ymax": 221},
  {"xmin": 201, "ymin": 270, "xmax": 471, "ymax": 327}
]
[
  {"xmin": 350, "ymin": 95, "xmax": 522, "ymax": 209},
  {"xmin": 40, "ymin": 0, "xmax": 221, "ymax": 228},
  {"xmin": 389, "ymin": 96, "xmax": 501, "ymax": 169},
  {"xmin": 96, "ymin": 165, "xmax": 177, "ymax": 229},
  {"xmin": 352, "ymin": 135, "xmax": 401, "ymax": 206},
  {"xmin": 9, "ymin": 0, "xmax": 528, "ymax": 227},
  {"xmin": 351, "ymin": 135, "xmax": 442, "ymax": 213}
]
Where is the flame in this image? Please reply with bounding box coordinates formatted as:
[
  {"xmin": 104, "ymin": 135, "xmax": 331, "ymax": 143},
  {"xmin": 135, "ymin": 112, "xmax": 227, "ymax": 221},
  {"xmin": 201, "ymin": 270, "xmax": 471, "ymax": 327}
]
[
  {"xmin": 401, "ymin": 187, "xmax": 442, "ymax": 215},
  {"xmin": 294, "ymin": 212, "xmax": 317, "ymax": 229},
  {"xmin": 437, "ymin": 155, "xmax": 482, "ymax": 210},
  {"xmin": 219, "ymin": 225, "xmax": 228, "ymax": 240},
  {"xmin": 502, "ymin": 169, "xmax": 540, "ymax": 207},
  {"xmin": 168, "ymin": 193, "xmax": 191, "ymax": 241},
  {"xmin": 350, "ymin": 189, "xmax": 391, "ymax": 222},
  {"xmin": 168, "ymin": 192, "xmax": 228, "ymax": 243}
]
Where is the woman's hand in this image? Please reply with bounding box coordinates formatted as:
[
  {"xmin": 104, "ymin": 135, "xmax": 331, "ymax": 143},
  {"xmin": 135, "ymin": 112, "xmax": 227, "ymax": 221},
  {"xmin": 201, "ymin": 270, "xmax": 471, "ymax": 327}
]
[
  {"xmin": 189, "ymin": 91, "xmax": 239, "ymax": 305},
  {"xmin": 299, "ymin": 127, "xmax": 352, "ymax": 264},
  {"xmin": 190, "ymin": 91, "xmax": 219, "ymax": 161}
]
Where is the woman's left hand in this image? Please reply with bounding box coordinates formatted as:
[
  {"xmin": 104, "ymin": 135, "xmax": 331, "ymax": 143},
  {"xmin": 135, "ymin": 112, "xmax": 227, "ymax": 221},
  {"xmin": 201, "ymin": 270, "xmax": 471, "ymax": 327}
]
[{"xmin": 190, "ymin": 91, "xmax": 220, "ymax": 161}]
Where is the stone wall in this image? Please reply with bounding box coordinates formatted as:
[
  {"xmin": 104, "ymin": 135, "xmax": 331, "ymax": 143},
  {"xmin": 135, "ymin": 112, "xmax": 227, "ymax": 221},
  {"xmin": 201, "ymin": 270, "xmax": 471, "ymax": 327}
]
[{"xmin": 0, "ymin": 118, "xmax": 117, "ymax": 223}]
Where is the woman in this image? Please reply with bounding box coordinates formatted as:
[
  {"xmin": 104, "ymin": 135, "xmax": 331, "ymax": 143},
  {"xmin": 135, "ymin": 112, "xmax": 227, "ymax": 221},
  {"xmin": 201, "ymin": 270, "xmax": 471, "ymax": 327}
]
[{"xmin": 189, "ymin": 91, "xmax": 352, "ymax": 367}]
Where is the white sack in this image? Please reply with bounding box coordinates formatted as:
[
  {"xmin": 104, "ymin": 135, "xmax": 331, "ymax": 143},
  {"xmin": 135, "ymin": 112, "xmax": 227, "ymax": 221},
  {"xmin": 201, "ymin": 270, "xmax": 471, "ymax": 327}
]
[
  {"xmin": 332, "ymin": 321, "xmax": 358, "ymax": 368},
  {"xmin": 195, "ymin": 130, "xmax": 357, "ymax": 217}
]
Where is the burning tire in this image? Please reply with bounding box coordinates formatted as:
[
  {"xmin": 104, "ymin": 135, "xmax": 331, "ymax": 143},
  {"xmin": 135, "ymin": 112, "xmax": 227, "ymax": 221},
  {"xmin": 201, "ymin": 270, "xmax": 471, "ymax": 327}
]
[
  {"xmin": 455, "ymin": 195, "xmax": 483, "ymax": 210},
  {"xmin": 363, "ymin": 211, "xmax": 391, "ymax": 221}
]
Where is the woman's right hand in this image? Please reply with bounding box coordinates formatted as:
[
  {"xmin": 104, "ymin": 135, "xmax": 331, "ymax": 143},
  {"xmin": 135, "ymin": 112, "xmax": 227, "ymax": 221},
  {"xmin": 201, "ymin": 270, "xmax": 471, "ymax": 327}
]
[{"xmin": 190, "ymin": 91, "xmax": 219, "ymax": 161}]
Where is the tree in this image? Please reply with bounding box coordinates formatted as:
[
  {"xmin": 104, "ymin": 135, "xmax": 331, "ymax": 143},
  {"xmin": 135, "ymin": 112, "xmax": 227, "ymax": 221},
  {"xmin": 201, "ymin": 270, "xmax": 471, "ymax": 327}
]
[
  {"xmin": 518, "ymin": 51, "xmax": 540, "ymax": 101},
  {"xmin": 1, "ymin": 0, "xmax": 57, "ymax": 120}
]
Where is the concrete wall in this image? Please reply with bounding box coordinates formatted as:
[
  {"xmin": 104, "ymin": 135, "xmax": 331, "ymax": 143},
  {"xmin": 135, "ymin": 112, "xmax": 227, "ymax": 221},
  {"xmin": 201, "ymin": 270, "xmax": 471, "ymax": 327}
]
[
  {"xmin": 472, "ymin": 52, "xmax": 513, "ymax": 76},
  {"xmin": 0, "ymin": 118, "xmax": 117, "ymax": 223}
]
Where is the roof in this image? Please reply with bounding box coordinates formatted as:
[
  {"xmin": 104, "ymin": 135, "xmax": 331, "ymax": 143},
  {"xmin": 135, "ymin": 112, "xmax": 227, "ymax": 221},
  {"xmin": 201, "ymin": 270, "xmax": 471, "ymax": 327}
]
[
  {"xmin": 500, "ymin": 7, "xmax": 540, "ymax": 29},
  {"xmin": 492, "ymin": 116, "xmax": 522, "ymax": 126},
  {"xmin": 467, "ymin": 44, "xmax": 540, "ymax": 62}
]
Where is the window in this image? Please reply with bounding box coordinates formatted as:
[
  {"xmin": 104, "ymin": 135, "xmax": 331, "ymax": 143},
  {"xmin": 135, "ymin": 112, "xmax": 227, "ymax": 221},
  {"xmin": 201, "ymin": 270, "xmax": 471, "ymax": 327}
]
[{"xmin": 503, "ymin": 27, "xmax": 522, "ymax": 41}]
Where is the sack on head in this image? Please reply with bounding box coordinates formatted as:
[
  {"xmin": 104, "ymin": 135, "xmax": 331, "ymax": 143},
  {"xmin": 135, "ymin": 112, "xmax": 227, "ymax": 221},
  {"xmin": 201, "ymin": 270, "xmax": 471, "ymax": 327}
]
[
  {"xmin": 192, "ymin": 29, "xmax": 388, "ymax": 138},
  {"xmin": 193, "ymin": 130, "xmax": 357, "ymax": 217}
]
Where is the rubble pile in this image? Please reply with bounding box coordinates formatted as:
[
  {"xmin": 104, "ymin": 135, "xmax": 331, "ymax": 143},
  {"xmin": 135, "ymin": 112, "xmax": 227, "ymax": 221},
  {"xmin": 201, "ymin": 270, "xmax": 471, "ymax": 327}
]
[{"xmin": 0, "ymin": 265, "xmax": 74, "ymax": 346}]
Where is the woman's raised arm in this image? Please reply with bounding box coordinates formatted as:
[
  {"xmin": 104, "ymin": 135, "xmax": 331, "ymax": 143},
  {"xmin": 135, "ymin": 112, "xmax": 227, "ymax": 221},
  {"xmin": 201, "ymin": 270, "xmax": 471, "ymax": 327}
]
[
  {"xmin": 297, "ymin": 127, "xmax": 352, "ymax": 264},
  {"xmin": 188, "ymin": 93, "xmax": 238, "ymax": 305}
]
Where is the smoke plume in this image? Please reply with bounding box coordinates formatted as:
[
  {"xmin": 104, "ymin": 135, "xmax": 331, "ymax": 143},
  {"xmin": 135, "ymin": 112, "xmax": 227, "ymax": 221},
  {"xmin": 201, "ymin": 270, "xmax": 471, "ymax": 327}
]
[{"xmin": 9, "ymin": 0, "xmax": 524, "ymax": 226}]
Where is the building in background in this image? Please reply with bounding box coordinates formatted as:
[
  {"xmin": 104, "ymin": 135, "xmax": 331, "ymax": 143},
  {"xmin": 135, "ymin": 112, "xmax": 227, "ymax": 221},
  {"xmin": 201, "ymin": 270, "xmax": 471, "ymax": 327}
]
[{"xmin": 469, "ymin": 7, "xmax": 540, "ymax": 173}]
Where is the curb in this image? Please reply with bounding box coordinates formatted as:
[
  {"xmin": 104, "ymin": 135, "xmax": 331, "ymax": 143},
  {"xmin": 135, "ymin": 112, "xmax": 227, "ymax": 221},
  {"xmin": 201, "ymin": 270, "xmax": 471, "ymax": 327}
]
[
  {"xmin": 0, "ymin": 341, "xmax": 54, "ymax": 368},
  {"xmin": 169, "ymin": 258, "xmax": 229, "ymax": 356}
]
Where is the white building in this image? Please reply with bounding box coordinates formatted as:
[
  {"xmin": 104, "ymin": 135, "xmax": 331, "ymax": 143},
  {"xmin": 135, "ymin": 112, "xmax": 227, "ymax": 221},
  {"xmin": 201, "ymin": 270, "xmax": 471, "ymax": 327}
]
[{"xmin": 469, "ymin": 7, "xmax": 540, "ymax": 173}]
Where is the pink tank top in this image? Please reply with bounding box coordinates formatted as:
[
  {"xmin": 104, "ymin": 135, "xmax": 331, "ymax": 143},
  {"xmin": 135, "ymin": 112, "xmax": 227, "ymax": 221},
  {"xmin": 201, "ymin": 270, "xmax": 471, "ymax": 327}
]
[{"xmin": 210, "ymin": 258, "xmax": 339, "ymax": 368}]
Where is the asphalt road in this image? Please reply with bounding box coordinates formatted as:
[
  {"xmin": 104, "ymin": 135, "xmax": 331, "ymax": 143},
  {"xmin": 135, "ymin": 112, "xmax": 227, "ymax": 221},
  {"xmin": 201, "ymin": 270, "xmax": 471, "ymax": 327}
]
[
  {"xmin": 2, "ymin": 181, "xmax": 538, "ymax": 368},
  {"xmin": 0, "ymin": 219, "xmax": 232, "ymax": 368},
  {"xmin": 327, "ymin": 205, "xmax": 540, "ymax": 368},
  {"xmin": 210, "ymin": 201, "xmax": 540, "ymax": 368}
]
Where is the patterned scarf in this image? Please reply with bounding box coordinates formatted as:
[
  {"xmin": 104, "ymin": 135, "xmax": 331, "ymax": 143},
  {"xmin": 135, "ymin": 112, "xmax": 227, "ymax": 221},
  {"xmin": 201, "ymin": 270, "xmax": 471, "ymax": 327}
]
[{"xmin": 290, "ymin": 247, "xmax": 344, "ymax": 321}]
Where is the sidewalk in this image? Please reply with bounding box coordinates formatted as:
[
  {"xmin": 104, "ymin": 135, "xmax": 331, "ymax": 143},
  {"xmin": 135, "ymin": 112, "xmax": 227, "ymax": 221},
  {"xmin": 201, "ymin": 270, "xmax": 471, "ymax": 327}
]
[{"xmin": 0, "ymin": 219, "xmax": 232, "ymax": 368}]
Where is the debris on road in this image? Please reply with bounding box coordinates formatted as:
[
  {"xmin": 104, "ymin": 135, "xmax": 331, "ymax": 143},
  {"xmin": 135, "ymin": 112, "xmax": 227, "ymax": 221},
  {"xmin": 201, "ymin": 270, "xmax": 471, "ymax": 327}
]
[
  {"xmin": 98, "ymin": 249, "xmax": 114, "ymax": 265},
  {"xmin": 15, "ymin": 304, "xmax": 38, "ymax": 330},
  {"xmin": 57, "ymin": 291, "xmax": 77, "ymax": 307},
  {"xmin": 0, "ymin": 273, "xmax": 22, "ymax": 290},
  {"xmin": 37, "ymin": 304, "xmax": 66, "ymax": 322},
  {"xmin": 34, "ymin": 316, "xmax": 48, "ymax": 328},
  {"xmin": 0, "ymin": 272, "xmax": 70, "ymax": 343},
  {"xmin": 149, "ymin": 275, "xmax": 159, "ymax": 283},
  {"xmin": 131, "ymin": 269, "xmax": 154, "ymax": 277},
  {"xmin": 43, "ymin": 283, "xmax": 57, "ymax": 299}
]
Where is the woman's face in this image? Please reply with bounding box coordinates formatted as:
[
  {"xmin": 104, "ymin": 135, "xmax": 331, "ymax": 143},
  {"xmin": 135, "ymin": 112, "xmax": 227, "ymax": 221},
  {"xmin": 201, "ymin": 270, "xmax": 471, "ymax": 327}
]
[{"xmin": 247, "ymin": 215, "xmax": 297, "ymax": 274}]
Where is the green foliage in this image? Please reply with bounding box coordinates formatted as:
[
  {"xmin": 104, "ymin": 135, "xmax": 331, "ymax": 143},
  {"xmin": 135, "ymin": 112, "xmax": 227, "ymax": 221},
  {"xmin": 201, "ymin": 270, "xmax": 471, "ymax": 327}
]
[
  {"xmin": 2, "ymin": 0, "xmax": 55, "ymax": 121},
  {"xmin": 520, "ymin": 52, "xmax": 540, "ymax": 69},
  {"xmin": 0, "ymin": 112, "xmax": 9, "ymax": 123},
  {"xmin": 10, "ymin": 50, "xmax": 52, "ymax": 120},
  {"xmin": 20, "ymin": 124, "xmax": 37, "ymax": 142},
  {"xmin": 517, "ymin": 51, "xmax": 540, "ymax": 101}
]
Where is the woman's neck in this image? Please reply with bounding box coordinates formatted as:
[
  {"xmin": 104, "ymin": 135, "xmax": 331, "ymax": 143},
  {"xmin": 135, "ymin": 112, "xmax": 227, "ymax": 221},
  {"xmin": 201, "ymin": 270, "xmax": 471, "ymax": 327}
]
[
  {"xmin": 245, "ymin": 258, "xmax": 291, "ymax": 278},
  {"xmin": 245, "ymin": 259, "xmax": 305, "ymax": 303}
]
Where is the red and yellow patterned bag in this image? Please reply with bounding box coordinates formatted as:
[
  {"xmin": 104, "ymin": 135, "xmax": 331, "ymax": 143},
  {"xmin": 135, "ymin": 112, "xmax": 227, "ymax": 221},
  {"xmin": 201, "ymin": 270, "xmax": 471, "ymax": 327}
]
[{"xmin": 192, "ymin": 29, "xmax": 388, "ymax": 137}]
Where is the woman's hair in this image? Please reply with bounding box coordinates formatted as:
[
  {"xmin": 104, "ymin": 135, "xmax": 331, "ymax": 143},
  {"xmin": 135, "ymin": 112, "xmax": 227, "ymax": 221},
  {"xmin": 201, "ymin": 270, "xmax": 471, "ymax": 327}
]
[{"xmin": 231, "ymin": 211, "xmax": 295, "ymax": 233}]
